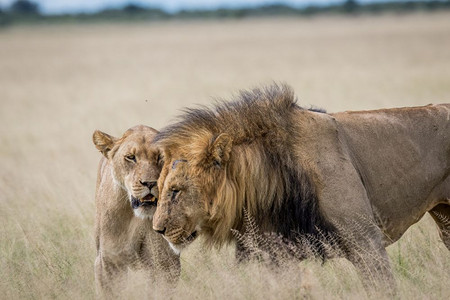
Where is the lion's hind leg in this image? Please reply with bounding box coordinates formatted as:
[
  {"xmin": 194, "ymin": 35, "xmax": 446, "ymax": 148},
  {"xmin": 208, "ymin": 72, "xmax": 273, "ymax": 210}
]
[{"xmin": 429, "ymin": 203, "xmax": 450, "ymax": 251}]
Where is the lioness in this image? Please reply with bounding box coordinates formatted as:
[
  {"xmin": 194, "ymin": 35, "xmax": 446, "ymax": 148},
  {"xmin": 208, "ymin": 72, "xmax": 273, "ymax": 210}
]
[
  {"xmin": 152, "ymin": 84, "xmax": 449, "ymax": 291},
  {"xmin": 93, "ymin": 125, "xmax": 180, "ymax": 298}
]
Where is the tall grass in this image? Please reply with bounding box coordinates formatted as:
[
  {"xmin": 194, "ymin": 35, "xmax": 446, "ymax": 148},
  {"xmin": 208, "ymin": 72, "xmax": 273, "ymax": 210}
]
[{"xmin": 1, "ymin": 13, "xmax": 449, "ymax": 299}]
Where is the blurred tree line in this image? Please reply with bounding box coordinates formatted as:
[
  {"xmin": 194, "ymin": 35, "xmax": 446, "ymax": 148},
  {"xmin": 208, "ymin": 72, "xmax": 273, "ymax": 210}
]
[{"xmin": 1, "ymin": 0, "xmax": 450, "ymax": 27}]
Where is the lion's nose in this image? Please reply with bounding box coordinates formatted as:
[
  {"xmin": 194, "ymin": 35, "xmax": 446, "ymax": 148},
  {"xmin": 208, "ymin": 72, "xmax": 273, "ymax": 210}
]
[
  {"xmin": 154, "ymin": 227, "xmax": 166, "ymax": 235},
  {"xmin": 140, "ymin": 180, "xmax": 157, "ymax": 189}
]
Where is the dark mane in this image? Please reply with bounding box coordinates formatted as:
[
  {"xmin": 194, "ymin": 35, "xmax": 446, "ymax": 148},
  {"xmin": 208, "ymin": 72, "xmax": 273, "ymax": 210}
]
[
  {"xmin": 155, "ymin": 84, "xmax": 301, "ymax": 145},
  {"xmin": 156, "ymin": 84, "xmax": 335, "ymax": 257}
]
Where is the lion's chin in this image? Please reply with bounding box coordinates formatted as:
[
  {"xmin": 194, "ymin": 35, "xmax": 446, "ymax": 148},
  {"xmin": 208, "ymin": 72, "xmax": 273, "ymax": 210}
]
[
  {"xmin": 133, "ymin": 206, "xmax": 156, "ymax": 220},
  {"xmin": 166, "ymin": 230, "xmax": 198, "ymax": 254},
  {"xmin": 168, "ymin": 242, "xmax": 182, "ymax": 255},
  {"xmin": 130, "ymin": 195, "xmax": 157, "ymax": 219}
]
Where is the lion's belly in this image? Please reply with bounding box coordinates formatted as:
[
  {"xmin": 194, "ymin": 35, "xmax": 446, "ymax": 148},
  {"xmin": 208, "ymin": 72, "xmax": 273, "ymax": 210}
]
[
  {"xmin": 369, "ymin": 172, "xmax": 449, "ymax": 247},
  {"xmin": 371, "ymin": 199, "xmax": 431, "ymax": 247}
]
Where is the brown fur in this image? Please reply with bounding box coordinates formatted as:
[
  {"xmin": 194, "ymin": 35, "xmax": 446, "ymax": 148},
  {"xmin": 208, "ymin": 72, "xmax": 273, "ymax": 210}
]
[
  {"xmin": 152, "ymin": 84, "xmax": 450, "ymax": 290},
  {"xmin": 93, "ymin": 125, "xmax": 180, "ymax": 298}
]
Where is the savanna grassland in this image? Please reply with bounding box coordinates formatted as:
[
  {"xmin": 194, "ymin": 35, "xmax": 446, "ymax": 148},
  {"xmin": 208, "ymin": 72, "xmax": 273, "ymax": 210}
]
[{"xmin": 1, "ymin": 12, "xmax": 450, "ymax": 299}]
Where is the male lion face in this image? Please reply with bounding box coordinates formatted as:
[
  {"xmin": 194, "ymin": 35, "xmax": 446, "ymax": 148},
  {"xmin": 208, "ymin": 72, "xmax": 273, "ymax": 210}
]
[
  {"xmin": 153, "ymin": 133, "xmax": 232, "ymax": 253},
  {"xmin": 93, "ymin": 125, "xmax": 162, "ymax": 219}
]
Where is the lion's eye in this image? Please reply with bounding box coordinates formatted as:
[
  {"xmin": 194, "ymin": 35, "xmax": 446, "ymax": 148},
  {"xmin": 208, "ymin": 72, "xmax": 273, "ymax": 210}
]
[
  {"xmin": 171, "ymin": 189, "xmax": 180, "ymax": 201},
  {"xmin": 125, "ymin": 154, "xmax": 136, "ymax": 162},
  {"xmin": 157, "ymin": 153, "xmax": 164, "ymax": 166}
]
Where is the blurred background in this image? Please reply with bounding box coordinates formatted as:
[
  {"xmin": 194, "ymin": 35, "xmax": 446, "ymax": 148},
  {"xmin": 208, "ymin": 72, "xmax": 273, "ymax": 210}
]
[{"xmin": 1, "ymin": 0, "xmax": 449, "ymax": 299}]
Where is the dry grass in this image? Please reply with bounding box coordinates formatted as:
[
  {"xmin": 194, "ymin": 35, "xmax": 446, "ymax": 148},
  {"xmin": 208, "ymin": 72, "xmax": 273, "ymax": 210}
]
[{"xmin": 1, "ymin": 12, "xmax": 449, "ymax": 299}]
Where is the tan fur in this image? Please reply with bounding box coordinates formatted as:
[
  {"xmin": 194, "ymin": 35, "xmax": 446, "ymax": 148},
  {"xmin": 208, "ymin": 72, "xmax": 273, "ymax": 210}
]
[
  {"xmin": 152, "ymin": 85, "xmax": 450, "ymax": 291},
  {"xmin": 93, "ymin": 125, "xmax": 180, "ymax": 298}
]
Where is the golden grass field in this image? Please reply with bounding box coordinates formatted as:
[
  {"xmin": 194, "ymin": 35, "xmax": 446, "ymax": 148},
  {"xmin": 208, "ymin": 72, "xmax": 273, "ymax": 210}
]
[{"xmin": 1, "ymin": 12, "xmax": 450, "ymax": 299}]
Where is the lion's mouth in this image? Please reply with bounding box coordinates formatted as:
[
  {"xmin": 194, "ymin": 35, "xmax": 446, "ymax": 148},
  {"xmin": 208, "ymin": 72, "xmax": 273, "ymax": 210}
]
[{"xmin": 131, "ymin": 194, "xmax": 158, "ymax": 209}]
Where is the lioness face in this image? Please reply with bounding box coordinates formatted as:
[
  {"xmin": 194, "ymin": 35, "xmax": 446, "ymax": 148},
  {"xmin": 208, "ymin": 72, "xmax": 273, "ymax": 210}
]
[
  {"xmin": 93, "ymin": 125, "xmax": 162, "ymax": 219},
  {"xmin": 153, "ymin": 134, "xmax": 232, "ymax": 252}
]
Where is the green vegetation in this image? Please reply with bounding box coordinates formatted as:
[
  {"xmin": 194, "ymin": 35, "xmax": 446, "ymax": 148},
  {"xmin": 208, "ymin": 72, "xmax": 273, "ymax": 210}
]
[{"xmin": 1, "ymin": 0, "xmax": 450, "ymax": 26}]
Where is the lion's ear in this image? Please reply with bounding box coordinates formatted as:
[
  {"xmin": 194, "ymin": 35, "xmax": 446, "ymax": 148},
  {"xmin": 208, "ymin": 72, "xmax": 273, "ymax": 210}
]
[
  {"xmin": 93, "ymin": 130, "xmax": 117, "ymax": 158},
  {"xmin": 207, "ymin": 133, "xmax": 232, "ymax": 167}
]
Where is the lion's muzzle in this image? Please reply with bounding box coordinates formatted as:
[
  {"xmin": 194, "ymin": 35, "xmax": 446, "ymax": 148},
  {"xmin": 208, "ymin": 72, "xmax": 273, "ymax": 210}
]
[{"xmin": 130, "ymin": 180, "xmax": 159, "ymax": 209}]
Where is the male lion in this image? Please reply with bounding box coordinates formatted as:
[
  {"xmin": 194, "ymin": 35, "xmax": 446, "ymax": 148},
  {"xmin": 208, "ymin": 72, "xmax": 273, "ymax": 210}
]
[
  {"xmin": 93, "ymin": 125, "xmax": 180, "ymax": 298},
  {"xmin": 152, "ymin": 84, "xmax": 449, "ymax": 291}
]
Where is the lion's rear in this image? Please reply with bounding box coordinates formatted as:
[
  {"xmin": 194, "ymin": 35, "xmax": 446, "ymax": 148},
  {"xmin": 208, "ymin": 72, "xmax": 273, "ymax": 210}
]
[{"xmin": 333, "ymin": 104, "xmax": 450, "ymax": 244}]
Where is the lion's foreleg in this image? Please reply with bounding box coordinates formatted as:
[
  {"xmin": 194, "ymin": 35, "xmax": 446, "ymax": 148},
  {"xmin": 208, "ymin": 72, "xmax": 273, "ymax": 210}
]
[
  {"xmin": 95, "ymin": 254, "xmax": 127, "ymax": 299},
  {"xmin": 140, "ymin": 238, "xmax": 182, "ymax": 291},
  {"xmin": 339, "ymin": 224, "xmax": 396, "ymax": 296},
  {"xmin": 349, "ymin": 247, "xmax": 394, "ymax": 291}
]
